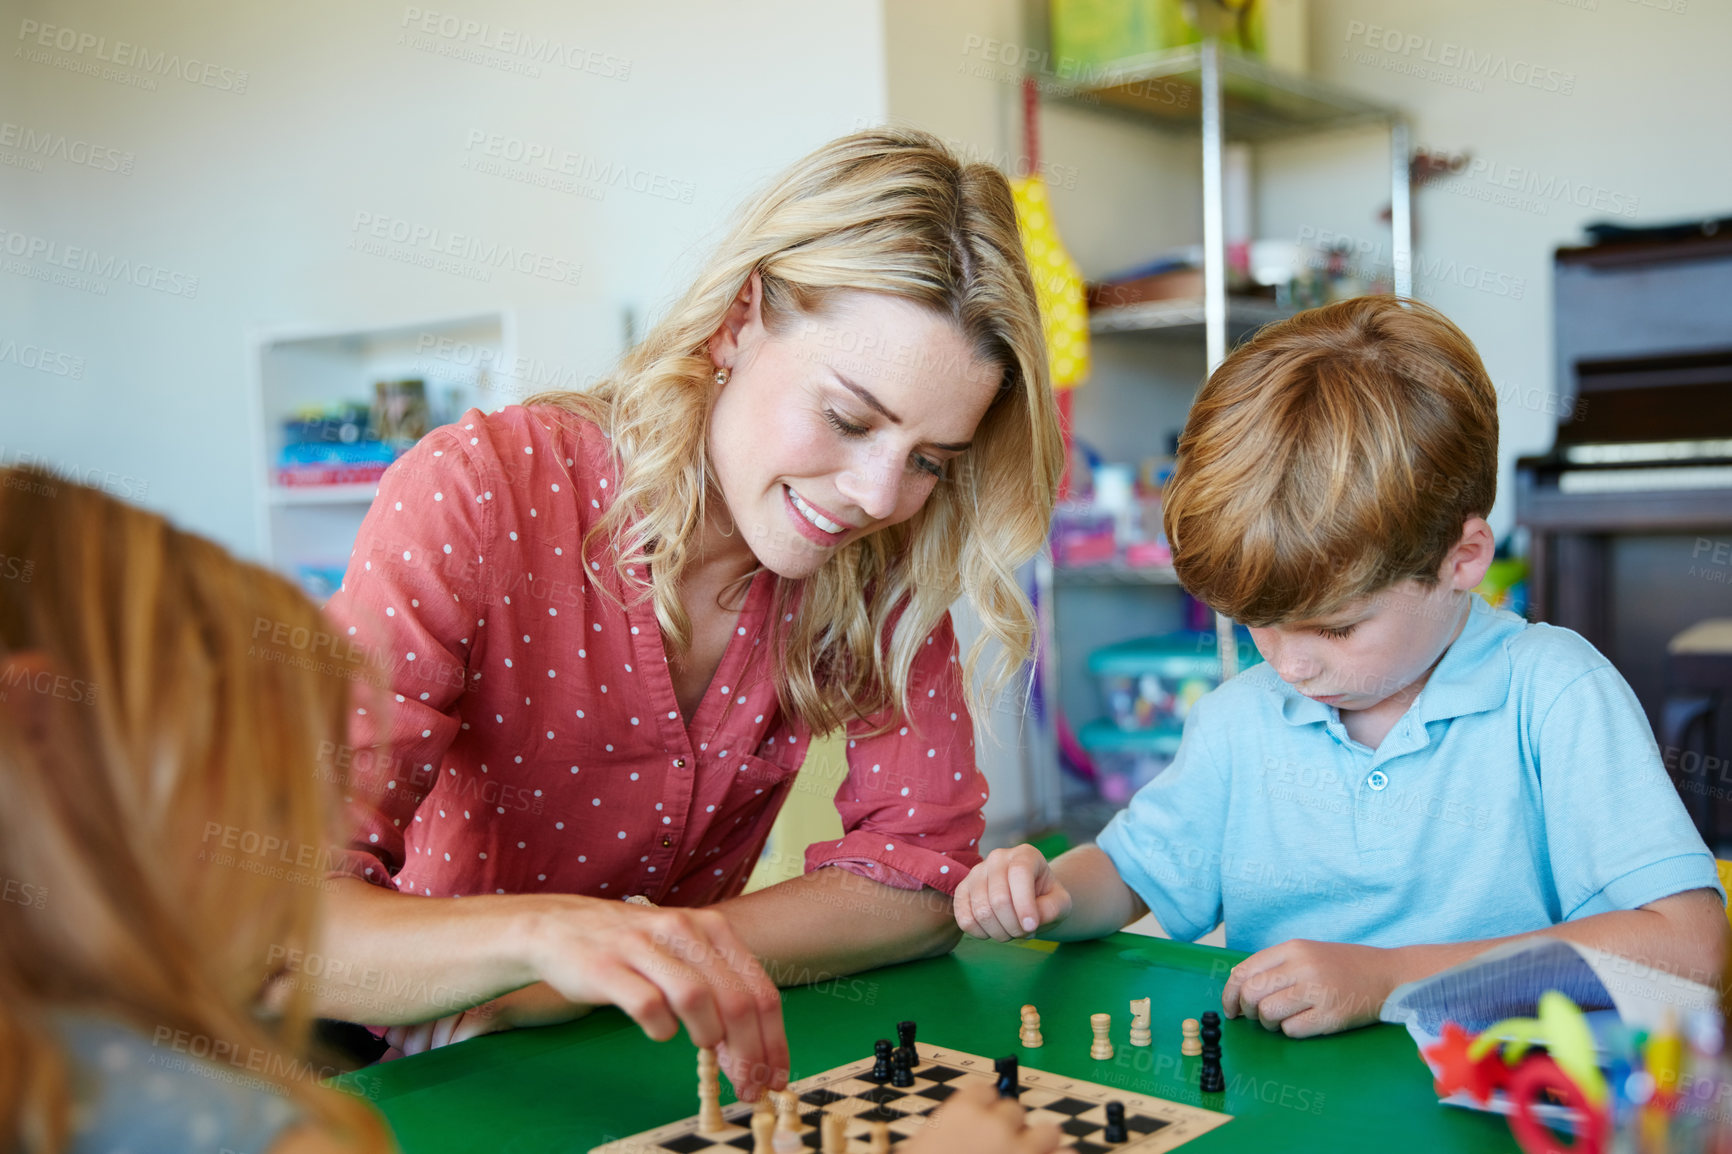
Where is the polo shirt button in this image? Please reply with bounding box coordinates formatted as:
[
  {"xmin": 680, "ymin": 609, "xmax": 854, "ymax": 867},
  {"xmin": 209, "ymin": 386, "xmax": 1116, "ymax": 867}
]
[
  {"xmin": 661, "ymin": 836, "xmax": 672, "ymax": 848},
  {"xmin": 673, "ymin": 758, "xmax": 686, "ymax": 769},
  {"xmin": 1367, "ymin": 770, "xmax": 1389, "ymax": 791}
]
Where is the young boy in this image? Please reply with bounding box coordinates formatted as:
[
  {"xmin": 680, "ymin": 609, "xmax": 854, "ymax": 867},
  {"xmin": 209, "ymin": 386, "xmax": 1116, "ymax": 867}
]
[{"xmin": 958, "ymin": 296, "xmax": 1725, "ymax": 1037}]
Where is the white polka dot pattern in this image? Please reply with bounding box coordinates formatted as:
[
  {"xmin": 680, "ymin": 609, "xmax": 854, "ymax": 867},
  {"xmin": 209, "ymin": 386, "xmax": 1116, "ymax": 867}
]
[{"xmin": 321, "ymin": 405, "xmax": 984, "ymax": 906}]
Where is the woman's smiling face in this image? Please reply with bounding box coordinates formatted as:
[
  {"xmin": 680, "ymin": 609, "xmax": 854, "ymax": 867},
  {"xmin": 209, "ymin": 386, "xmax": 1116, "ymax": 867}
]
[{"xmin": 706, "ymin": 274, "xmax": 1002, "ymax": 581}]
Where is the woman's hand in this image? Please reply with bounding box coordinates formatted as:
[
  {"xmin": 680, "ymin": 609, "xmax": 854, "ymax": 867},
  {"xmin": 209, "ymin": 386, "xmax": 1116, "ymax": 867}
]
[
  {"xmin": 953, "ymin": 845, "xmax": 1072, "ymax": 941},
  {"xmin": 897, "ymin": 1082, "xmax": 1062, "ymax": 1154},
  {"xmin": 523, "ymin": 898, "xmax": 789, "ymax": 1101}
]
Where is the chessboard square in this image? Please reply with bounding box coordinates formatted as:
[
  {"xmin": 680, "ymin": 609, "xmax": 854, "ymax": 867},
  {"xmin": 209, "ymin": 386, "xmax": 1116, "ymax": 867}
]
[
  {"xmin": 816, "ymin": 1097, "xmax": 879, "ymax": 1119},
  {"xmin": 661, "ymin": 1134, "xmax": 721, "ymax": 1154},
  {"xmin": 800, "ymin": 1088, "xmax": 849, "ymax": 1108},
  {"xmin": 1017, "ymin": 1089, "xmax": 1061, "ymax": 1110},
  {"xmin": 724, "ymin": 1137, "xmax": 757, "ymax": 1151},
  {"xmin": 827, "ymin": 1079, "xmax": 882, "ymax": 1098},
  {"xmin": 800, "ymin": 1110, "xmax": 829, "ymax": 1129},
  {"xmin": 914, "ymin": 1084, "xmax": 956, "ymax": 1104},
  {"xmin": 858, "ymin": 1105, "xmax": 906, "ymax": 1125},
  {"xmin": 917, "ymin": 1064, "xmax": 969, "ymax": 1083},
  {"xmin": 1040, "ymin": 1096, "xmax": 1096, "ymax": 1117},
  {"xmin": 800, "ymin": 1131, "xmax": 824, "ymax": 1150},
  {"xmin": 861, "ymin": 1087, "xmax": 908, "ymax": 1105},
  {"xmin": 1127, "ymin": 1115, "xmax": 1169, "ymax": 1134},
  {"xmin": 1060, "ymin": 1118, "xmax": 1100, "ymax": 1138},
  {"xmin": 1070, "ymin": 1142, "xmax": 1110, "ymax": 1154}
]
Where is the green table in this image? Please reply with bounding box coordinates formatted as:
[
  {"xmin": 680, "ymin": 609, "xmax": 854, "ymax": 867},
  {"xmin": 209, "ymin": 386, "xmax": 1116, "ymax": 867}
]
[{"xmin": 340, "ymin": 934, "xmax": 1519, "ymax": 1152}]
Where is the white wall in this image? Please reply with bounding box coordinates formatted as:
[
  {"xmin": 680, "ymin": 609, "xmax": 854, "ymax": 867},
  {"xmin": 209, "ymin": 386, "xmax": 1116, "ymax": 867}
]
[
  {"xmin": 2, "ymin": 0, "xmax": 887, "ymax": 553},
  {"xmin": 1260, "ymin": 0, "xmax": 1732, "ymax": 538}
]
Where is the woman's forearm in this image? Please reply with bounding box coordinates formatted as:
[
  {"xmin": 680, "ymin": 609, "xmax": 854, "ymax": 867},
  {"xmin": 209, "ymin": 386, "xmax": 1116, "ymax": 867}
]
[
  {"xmin": 715, "ymin": 867, "xmax": 962, "ymax": 986},
  {"xmin": 286, "ymin": 877, "xmax": 549, "ymax": 1025}
]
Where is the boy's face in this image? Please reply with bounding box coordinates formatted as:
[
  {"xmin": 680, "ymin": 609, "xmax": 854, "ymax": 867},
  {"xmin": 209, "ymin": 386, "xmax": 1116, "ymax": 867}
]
[{"xmin": 1246, "ymin": 518, "xmax": 1495, "ymax": 713}]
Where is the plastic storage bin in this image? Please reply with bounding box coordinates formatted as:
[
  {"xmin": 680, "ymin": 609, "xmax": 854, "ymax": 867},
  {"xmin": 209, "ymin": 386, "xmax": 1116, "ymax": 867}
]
[
  {"xmin": 1088, "ymin": 630, "xmax": 1262, "ymax": 732},
  {"xmin": 1077, "ymin": 720, "xmax": 1183, "ymax": 804}
]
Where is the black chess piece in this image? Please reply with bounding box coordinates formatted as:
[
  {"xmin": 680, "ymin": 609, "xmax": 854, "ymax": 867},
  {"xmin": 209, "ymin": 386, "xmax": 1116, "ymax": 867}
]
[
  {"xmin": 895, "ymin": 1020, "xmax": 918, "ymax": 1070},
  {"xmin": 1103, "ymin": 1102, "xmax": 1128, "ymax": 1144},
  {"xmin": 993, "ymin": 1056, "xmax": 1020, "ymax": 1099},
  {"xmin": 870, "ymin": 1039, "xmax": 894, "ymax": 1084},
  {"xmin": 1198, "ymin": 1011, "xmax": 1224, "ymax": 1093},
  {"xmin": 891, "ymin": 1047, "xmax": 915, "ymax": 1088}
]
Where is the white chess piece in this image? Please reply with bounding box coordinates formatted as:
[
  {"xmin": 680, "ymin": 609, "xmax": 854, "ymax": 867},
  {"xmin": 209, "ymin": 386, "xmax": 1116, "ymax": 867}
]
[
  {"xmin": 697, "ymin": 1047, "xmax": 727, "ymax": 1134},
  {"xmin": 1090, "ymin": 1012, "xmax": 1114, "ymax": 1060},
  {"xmin": 1020, "ymin": 1003, "xmax": 1044, "ymax": 1048},
  {"xmin": 1128, "ymin": 998, "xmax": 1151, "ymax": 1048}
]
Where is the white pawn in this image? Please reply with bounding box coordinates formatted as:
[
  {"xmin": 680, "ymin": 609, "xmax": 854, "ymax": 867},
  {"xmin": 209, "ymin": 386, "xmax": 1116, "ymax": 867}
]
[
  {"xmin": 1181, "ymin": 1018, "xmax": 1202, "ymax": 1057},
  {"xmin": 1090, "ymin": 1012, "xmax": 1114, "ymax": 1060},
  {"xmin": 772, "ymin": 1090, "xmax": 803, "ymax": 1154},
  {"xmin": 1020, "ymin": 1003, "xmax": 1044, "ymax": 1048},
  {"xmin": 1128, "ymin": 998, "xmax": 1151, "ymax": 1048}
]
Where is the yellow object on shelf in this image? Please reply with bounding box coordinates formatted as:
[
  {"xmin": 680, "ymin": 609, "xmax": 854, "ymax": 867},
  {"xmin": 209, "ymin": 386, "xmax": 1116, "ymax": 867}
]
[
  {"xmin": 1050, "ymin": 0, "xmax": 1267, "ymax": 72},
  {"xmin": 1012, "ymin": 175, "xmax": 1091, "ymax": 390}
]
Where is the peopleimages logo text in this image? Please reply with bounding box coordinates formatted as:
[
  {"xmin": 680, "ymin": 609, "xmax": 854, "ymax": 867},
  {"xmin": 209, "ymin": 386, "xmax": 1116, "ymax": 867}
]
[
  {"xmin": 1343, "ymin": 21, "xmax": 1576, "ymax": 94},
  {"xmin": 15, "ymin": 20, "xmax": 250, "ymax": 92}
]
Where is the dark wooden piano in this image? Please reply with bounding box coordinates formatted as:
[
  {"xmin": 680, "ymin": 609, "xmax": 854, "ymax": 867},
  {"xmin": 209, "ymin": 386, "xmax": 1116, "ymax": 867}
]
[{"xmin": 1518, "ymin": 226, "xmax": 1732, "ymax": 844}]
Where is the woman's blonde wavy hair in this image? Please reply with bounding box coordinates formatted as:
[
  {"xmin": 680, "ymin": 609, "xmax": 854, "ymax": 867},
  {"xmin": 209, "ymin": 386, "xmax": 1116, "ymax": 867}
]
[
  {"xmin": 528, "ymin": 127, "xmax": 1063, "ymax": 735},
  {"xmin": 0, "ymin": 467, "xmax": 392, "ymax": 1153}
]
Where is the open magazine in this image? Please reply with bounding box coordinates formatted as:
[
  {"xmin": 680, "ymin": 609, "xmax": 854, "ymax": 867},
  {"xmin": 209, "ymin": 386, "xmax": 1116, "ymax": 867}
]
[{"xmin": 1379, "ymin": 937, "xmax": 1718, "ymax": 1116}]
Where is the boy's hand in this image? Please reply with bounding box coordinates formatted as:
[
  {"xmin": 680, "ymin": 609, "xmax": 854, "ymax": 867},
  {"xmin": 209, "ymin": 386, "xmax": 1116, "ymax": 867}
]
[
  {"xmin": 954, "ymin": 845, "xmax": 1072, "ymax": 941},
  {"xmin": 1221, "ymin": 939, "xmax": 1396, "ymax": 1037}
]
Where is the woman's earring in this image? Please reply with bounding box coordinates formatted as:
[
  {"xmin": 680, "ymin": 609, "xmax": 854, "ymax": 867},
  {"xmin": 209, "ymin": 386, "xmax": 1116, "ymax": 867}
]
[{"xmin": 713, "ymin": 367, "xmax": 730, "ymax": 386}]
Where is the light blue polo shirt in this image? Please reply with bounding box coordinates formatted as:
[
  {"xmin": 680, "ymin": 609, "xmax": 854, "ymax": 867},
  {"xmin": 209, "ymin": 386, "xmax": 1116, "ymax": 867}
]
[{"xmin": 1096, "ymin": 594, "xmax": 1721, "ymax": 952}]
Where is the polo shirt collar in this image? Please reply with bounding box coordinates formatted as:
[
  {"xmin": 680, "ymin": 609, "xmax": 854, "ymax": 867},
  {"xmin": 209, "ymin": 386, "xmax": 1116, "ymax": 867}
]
[
  {"xmin": 1410, "ymin": 593, "xmax": 1514, "ymax": 725},
  {"xmin": 1272, "ymin": 593, "xmax": 1514, "ymax": 727}
]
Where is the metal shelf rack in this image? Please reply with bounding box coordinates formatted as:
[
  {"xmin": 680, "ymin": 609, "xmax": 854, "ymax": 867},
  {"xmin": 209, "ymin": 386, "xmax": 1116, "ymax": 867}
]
[{"xmin": 1023, "ymin": 33, "xmax": 1411, "ymax": 833}]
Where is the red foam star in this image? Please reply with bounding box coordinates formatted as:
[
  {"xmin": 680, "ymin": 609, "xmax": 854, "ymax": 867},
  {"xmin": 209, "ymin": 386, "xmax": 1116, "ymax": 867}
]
[{"xmin": 1423, "ymin": 1022, "xmax": 1508, "ymax": 1105}]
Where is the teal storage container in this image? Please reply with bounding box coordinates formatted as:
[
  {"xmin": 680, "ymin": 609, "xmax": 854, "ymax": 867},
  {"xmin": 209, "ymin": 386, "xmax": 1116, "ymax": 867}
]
[{"xmin": 1086, "ymin": 630, "xmax": 1262, "ymax": 732}]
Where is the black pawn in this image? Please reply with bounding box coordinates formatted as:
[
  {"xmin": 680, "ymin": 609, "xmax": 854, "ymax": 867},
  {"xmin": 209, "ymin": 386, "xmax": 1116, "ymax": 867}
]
[
  {"xmin": 1103, "ymin": 1102, "xmax": 1127, "ymax": 1144},
  {"xmin": 1198, "ymin": 1011, "xmax": 1224, "ymax": 1094},
  {"xmin": 891, "ymin": 1047, "xmax": 915, "ymax": 1088},
  {"xmin": 870, "ymin": 1038, "xmax": 893, "ymax": 1083},
  {"xmin": 993, "ymin": 1056, "xmax": 1020, "ymax": 1099}
]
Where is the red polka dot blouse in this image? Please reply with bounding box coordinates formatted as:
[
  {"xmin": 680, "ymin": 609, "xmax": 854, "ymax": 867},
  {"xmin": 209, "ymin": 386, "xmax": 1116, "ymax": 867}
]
[{"xmin": 323, "ymin": 405, "xmax": 985, "ymax": 907}]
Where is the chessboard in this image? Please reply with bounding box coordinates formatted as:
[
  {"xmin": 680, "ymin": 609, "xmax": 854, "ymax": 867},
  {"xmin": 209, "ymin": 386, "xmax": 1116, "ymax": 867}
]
[{"xmin": 589, "ymin": 1042, "xmax": 1231, "ymax": 1154}]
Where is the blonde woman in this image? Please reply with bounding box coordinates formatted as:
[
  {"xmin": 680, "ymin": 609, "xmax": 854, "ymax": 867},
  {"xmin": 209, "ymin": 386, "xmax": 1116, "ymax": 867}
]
[
  {"xmin": 0, "ymin": 467, "xmax": 394, "ymax": 1153},
  {"xmin": 315, "ymin": 128, "xmax": 1063, "ymax": 1095}
]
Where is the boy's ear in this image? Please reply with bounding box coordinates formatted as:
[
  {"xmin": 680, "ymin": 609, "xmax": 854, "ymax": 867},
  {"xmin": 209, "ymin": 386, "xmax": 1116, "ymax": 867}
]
[
  {"xmin": 707, "ymin": 269, "xmax": 765, "ymax": 377},
  {"xmin": 1446, "ymin": 517, "xmax": 1497, "ymax": 593}
]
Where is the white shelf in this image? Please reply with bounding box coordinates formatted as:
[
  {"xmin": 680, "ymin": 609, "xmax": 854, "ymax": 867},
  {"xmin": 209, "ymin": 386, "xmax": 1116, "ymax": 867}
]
[
  {"xmin": 1088, "ymin": 296, "xmax": 1290, "ymax": 335},
  {"xmin": 1051, "ymin": 562, "xmax": 1182, "ymax": 587},
  {"xmin": 265, "ymin": 483, "xmax": 382, "ymax": 506},
  {"xmin": 1049, "ymin": 43, "xmax": 1400, "ymax": 142},
  {"xmin": 249, "ymin": 310, "xmax": 514, "ymax": 595}
]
